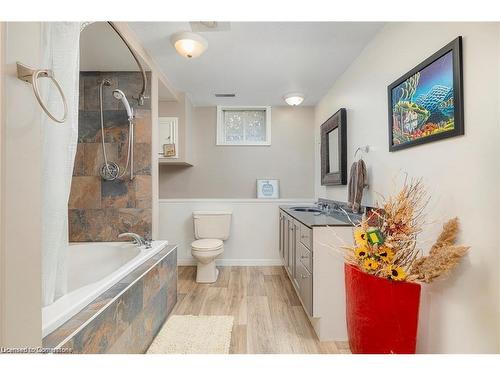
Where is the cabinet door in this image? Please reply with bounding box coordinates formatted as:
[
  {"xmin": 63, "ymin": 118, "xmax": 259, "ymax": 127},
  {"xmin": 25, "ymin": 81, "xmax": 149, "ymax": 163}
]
[
  {"xmin": 286, "ymin": 217, "xmax": 294, "ymax": 275},
  {"xmin": 296, "ymin": 241, "xmax": 312, "ymax": 273},
  {"xmin": 291, "ymin": 220, "xmax": 300, "ymax": 280},
  {"xmin": 296, "ymin": 258, "xmax": 313, "ymax": 316},
  {"xmin": 279, "ymin": 213, "xmax": 284, "ymax": 260},
  {"xmin": 283, "ymin": 216, "xmax": 290, "ymax": 269}
]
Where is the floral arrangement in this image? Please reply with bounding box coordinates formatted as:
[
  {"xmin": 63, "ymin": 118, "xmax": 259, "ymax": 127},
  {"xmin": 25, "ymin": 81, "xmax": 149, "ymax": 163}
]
[{"xmin": 346, "ymin": 178, "xmax": 469, "ymax": 283}]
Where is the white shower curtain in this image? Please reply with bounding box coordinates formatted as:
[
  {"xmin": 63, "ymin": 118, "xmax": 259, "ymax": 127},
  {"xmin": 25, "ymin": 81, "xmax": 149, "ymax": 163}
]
[{"xmin": 41, "ymin": 22, "xmax": 81, "ymax": 306}]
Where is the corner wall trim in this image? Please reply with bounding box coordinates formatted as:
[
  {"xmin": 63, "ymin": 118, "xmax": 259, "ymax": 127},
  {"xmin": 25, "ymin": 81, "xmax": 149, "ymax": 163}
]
[
  {"xmin": 177, "ymin": 258, "xmax": 283, "ymax": 267},
  {"xmin": 159, "ymin": 198, "xmax": 315, "ymax": 204}
]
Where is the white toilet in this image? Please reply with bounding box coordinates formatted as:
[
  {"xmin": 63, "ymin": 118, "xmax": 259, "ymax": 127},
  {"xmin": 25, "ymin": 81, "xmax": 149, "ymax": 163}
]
[{"xmin": 191, "ymin": 211, "xmax": 232, "ymax": 283}]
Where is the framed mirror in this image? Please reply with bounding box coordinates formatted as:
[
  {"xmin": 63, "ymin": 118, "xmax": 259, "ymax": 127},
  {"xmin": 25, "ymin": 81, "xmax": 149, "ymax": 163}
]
[{"xmin": 320, "ymin": 108, "xmax": 347, "ymax": 185}]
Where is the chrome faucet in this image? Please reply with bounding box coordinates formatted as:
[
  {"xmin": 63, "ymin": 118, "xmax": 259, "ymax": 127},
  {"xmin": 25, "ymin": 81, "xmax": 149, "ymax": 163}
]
[{"xmin": 118, "ymin": 232, "xmax": 151, "ymax": 249}]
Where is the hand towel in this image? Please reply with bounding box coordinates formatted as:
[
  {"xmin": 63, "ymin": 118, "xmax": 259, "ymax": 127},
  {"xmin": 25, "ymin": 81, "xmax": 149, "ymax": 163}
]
[{"xmin": 347, "ymin": 159, "xmax": 368, "ymax": 213}]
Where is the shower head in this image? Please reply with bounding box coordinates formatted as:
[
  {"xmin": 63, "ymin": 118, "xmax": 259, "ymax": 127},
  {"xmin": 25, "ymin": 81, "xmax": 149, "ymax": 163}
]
[{"xmin": 112, "ymin": 89, "xmax": 133, "ymax": 119}]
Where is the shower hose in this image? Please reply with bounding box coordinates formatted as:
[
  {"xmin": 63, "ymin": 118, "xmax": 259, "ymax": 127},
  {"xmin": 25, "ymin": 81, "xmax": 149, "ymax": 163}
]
[{"xmin": 98, "ymin": 80, "xmax": 133, "ymax": 181}]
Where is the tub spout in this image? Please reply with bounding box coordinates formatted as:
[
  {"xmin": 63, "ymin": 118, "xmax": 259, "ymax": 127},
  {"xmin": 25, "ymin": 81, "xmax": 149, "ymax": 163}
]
[{"xmin": 118, "ymin": 232, "xmax": 151, "ymax": 248}]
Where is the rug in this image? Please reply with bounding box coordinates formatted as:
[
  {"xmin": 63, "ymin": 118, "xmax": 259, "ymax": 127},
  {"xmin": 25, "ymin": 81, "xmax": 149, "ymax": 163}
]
[{"xmin": 147, "ymin": 315, "xmax": 234, "ymax": 354}]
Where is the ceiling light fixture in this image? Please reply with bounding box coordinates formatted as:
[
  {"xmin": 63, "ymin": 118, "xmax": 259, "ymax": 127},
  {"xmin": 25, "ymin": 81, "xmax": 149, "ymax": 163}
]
[
  {"xmin": 170, "ymin": 31, "xmax": 208, "ymax": 59},
  {"xmin": 283, "ymin": 93, "xmax": 305, "ymax": 106}
]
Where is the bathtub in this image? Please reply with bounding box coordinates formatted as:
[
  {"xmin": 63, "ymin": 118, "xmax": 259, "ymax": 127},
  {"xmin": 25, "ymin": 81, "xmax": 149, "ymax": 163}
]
[{"xmin": 42, "ymin": 240, "xmax": 168, "ymax": 338}]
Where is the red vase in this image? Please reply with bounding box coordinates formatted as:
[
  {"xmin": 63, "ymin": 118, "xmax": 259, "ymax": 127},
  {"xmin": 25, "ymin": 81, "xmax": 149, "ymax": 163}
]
[{"xmin": 344, "ymin": 263, "xmax": 421, "ymax": 354}]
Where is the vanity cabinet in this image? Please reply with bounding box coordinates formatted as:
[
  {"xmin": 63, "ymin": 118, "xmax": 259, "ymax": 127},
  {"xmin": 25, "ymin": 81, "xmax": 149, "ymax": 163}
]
[
  {"xmin": 279, "ymin": 211, "xmax": 296, "ymax": 280},
  {"xmin": 295, "ymin": 225, "xmax": 313, "ymax": 316},
  {"xmin": 279, "ymin": 206, "xmax": 357, "ymax": 342},
  {"xmin": 279, "ymin": 210, "xmax": 313, "ymax": 316},
  {"xmin": 279, "ymin": 212, "xmax": 285, "ymax": 259}
]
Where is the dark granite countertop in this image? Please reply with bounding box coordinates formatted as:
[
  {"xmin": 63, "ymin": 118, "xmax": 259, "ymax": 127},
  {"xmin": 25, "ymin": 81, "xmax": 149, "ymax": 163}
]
[{"xmin": 280, "ymin": 205, "xmax": 362, "ymax": 228}]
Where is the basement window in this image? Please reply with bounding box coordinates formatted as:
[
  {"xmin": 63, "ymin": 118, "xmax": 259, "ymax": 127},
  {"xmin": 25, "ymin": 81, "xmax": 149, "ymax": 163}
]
[{"xmin": 216, "ymin": 106, "xmax": 271, "ymax": 146}]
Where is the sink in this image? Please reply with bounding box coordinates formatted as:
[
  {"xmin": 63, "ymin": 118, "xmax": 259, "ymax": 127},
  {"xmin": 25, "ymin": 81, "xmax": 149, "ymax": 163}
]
[{"xmin": 290, "ymin": 207, "xmax": 323, "ymax": 213}]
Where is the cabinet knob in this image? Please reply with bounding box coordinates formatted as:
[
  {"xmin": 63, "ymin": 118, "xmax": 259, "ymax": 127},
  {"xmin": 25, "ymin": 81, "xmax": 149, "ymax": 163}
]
[
  {"xmin": 301, "ymin": 274, "xmax": 309, "ymax": 279},
  {"xmin": 300, "ymin": 255, "xmax": 309, "ymax": 260}
]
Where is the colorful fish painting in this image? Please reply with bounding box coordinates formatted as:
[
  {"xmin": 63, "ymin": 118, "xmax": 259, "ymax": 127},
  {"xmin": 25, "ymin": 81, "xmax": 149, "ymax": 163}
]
[{"xmin": 388, "ymin": 37, "xmax": 464, "ymax": 151}]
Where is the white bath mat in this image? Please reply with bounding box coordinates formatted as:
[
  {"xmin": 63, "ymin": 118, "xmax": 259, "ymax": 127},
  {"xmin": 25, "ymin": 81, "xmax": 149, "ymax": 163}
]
[{"xmin": 147, "ymin": 315, "xmax": 234, "ymax": 354}]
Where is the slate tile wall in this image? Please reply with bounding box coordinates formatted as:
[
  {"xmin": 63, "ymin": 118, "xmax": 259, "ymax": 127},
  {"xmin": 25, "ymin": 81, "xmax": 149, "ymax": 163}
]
[
  {"xmin": 69, "ymin": 72, "xmax": 152, "ymax": 242},
  {"xmin": 43, "ymin": 246, "xmax": 178, "ymax": 354}
]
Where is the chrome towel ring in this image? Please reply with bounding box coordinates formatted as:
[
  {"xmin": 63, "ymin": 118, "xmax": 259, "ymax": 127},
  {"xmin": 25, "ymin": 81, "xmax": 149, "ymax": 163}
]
[{"xmin": 16, "ymin": 62, "xmax": 68, "ymax": 124}]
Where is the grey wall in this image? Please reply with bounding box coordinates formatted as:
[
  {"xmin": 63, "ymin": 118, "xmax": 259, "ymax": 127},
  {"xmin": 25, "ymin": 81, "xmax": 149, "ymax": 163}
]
[
  {"xmin": 69, "ymin": 72, "xmax": 152, "ymax": 242},
  {"xmin": 159, "ymin": 105, "xmax": 315, "ymax": 198}
]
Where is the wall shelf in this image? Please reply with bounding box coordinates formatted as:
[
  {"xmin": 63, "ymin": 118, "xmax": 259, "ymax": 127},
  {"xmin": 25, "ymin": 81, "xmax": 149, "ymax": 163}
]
[{"xmin": 158, "ymin": 157, "xmax": 193, "ymax": 167}]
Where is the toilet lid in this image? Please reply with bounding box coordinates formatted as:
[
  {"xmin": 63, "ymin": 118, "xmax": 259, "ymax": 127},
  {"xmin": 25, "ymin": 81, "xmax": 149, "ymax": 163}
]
[{"xmin": 191, "ymin": 239, "xmax": 223, "ymax": 251}]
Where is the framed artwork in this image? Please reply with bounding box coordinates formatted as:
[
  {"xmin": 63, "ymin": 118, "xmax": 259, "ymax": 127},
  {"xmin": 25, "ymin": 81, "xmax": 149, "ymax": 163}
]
[
  {"xmin": 388, "ymin": 36, "xmax": 464, "ymax": 152},
  {"xmin": 257, "ymin": 179, "xmax": 279, "ymax": 199},
  {"xmin": 320, "ymin": 108, "xmax": 347, "ymax": 185}
]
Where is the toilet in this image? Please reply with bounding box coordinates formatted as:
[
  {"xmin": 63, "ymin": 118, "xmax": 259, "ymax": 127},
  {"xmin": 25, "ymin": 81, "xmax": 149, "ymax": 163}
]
[{"xmin": 191, "ymin": 211, "xmax": 232, "ymax": 283}]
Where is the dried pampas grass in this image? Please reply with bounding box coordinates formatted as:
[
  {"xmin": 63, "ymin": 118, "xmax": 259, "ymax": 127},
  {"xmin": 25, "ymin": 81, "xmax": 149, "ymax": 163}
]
[
  {"xmin": 430, "ymin": 217, "xmax": 459, "ymax": 254},
  {"xmin": 410, "ymin": 218, "xmax": 469, "ymax": 283}
]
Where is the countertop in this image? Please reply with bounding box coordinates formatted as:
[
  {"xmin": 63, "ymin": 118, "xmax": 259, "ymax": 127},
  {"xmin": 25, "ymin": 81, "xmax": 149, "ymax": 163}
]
[{"xmin": 279, "ymin": 205, "xmax": 362, "ymax": 228}]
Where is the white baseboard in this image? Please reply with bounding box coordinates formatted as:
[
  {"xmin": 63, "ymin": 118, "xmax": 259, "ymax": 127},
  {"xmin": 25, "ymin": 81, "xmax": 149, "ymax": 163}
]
[{"xmin": 177, "ymin": 258, "xmax": 283, "ymax": 267}]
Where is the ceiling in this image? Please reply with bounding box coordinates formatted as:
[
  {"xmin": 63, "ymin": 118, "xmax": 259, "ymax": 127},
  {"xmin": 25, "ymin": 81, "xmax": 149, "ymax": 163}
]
[
  {"xmin": 128, "ymin": 22, "xmax": 384, "ymax": 106},
  {"xmin": 80, "ymin": 22, "xmax": 143, "ymax": 71},
  {"xmin": 80, "ymin": 22, "xmax": 177, "ymax": 101}
]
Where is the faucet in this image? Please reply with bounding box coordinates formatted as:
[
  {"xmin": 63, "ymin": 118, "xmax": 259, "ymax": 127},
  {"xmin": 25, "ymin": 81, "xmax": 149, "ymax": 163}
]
[
  {"xmin": 316, "ymin": 201, "xmax": 327, "ymax": 211},
  {"xmin": 118, "ymin": 232, "xmax": 152, "ymax": 249},
  {"xmin": 330, "ymin": 201, "xmax": 341, "ymax": 211}
]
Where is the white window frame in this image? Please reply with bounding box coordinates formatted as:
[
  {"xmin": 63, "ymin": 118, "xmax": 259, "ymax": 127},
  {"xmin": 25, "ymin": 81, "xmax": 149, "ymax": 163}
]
[{"xmin": 216, "ymin": 106, "xmax": 272, "ymax": 146}]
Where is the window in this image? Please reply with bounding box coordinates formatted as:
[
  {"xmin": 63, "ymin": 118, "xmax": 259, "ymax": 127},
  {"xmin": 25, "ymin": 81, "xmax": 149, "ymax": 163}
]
[{"xmin": 216, "ymin": 106, "xmax": 271, "ymax": 146}]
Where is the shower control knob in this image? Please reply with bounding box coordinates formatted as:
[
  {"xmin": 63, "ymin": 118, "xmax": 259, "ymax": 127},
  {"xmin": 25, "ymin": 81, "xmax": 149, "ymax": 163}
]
[{"xmin": 100, "ymin": 162, "xmax": 120, "ymax": 181}]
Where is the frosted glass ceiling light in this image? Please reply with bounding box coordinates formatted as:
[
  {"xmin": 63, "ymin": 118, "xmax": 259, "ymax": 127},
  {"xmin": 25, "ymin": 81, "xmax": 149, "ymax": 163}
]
[
  {"xmin": 170, "ymin": 31, "xmax": 208, "ymax": 59},
  {"xmin": 283, "ymin": 93, "xmax": 305, "ymax": 106}
]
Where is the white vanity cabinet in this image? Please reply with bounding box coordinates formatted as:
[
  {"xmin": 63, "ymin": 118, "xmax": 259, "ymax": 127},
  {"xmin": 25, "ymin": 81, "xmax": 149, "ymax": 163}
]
[
  {"xmin": 279, "ymin": 210, "xmax": 313, "ymax": 316},
  {"xmin": 279, "ymin": 208, "xmax": 354, "ymax": 342},
  {"xmin": 279, "ymin": 211, "xmax": 298, "ymax": 282}
]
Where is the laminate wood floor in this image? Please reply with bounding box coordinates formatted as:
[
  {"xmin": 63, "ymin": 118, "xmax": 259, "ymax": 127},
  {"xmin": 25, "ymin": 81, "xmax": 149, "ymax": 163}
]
[{"xmin": 172, "ymin": 266, "xmax": 350, "ymax": 354}]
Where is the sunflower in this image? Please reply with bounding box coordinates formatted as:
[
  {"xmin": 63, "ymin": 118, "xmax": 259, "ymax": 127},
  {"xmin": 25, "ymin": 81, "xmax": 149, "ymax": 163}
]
[
  {"xmin": 362, "ymin": 257, "xmax": 379, "ymax": 272},
  {"xmin": 354, "ymin": 228, "xmax": 368, "ymax": 247},
  {"xmin": 376, "ymin": 246, "xmax": 395, "ymax": 262},
  {"xmin": 385, "ymin": 265, "xmax": 407, "ymax": 281},
  {"xmin": 354, "ymin": 246, "xmax": 369, "ymax": 259}
]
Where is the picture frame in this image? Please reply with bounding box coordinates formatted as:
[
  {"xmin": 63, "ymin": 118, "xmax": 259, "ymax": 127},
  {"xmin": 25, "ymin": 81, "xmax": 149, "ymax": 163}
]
[
  {"xmin": 256, "ymin": 179, "xmax": 279, "ymax": 199},
  {"xmin": 388, "ymin": 36, "xmax": 464, "ymax": 152},
  {"xmin": 162, "ymin": 143, "xmax": 176, "ymax": 157},
  {"xmin": 320, "ymin": 108, "xmax": 347, "ymax": 185}
]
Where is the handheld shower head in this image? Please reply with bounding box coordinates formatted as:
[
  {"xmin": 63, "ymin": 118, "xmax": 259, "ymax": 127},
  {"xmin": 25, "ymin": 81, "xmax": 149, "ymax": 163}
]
[{"xmin": 112, "ymin": 89, "xmax": 133, "ymax": 119}]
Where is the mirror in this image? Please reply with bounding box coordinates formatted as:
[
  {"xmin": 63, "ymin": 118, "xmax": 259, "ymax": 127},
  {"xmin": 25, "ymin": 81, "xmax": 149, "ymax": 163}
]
[
  {"xmin": 328, "ymin": 128, "xmax": 340, "ymax": 173},
  {"xmin": 321, "ymin": 108, "xmax": 347, "ymax": 185}
]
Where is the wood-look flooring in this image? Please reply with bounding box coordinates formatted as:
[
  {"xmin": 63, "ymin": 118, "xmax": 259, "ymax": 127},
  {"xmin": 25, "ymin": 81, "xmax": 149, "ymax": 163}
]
[{"xmin": 172, "ymin": 266, "xmax": 350, "ymax": 354}]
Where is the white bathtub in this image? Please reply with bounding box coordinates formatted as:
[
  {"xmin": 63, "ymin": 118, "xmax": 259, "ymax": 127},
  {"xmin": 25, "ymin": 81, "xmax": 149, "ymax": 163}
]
[{"xmin": 42, "ymin": 240, "xmax": 168, "ymax": 337}]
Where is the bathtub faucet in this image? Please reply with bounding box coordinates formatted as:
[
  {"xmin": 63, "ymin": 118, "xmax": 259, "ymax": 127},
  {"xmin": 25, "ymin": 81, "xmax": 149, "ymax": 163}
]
[{"xmin": 118, "ymin": 232, "xmax": 152, "ymax": 249}]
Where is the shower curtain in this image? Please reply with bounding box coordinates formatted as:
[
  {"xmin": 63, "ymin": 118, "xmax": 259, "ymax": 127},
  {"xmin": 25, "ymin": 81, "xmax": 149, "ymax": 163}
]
[{"xmin": 41, "ymin": 22, "xmax": 81, "ymax": 306}]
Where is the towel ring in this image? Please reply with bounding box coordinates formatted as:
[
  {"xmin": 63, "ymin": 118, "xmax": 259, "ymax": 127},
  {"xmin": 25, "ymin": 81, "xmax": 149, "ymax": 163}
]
[
  {"xmin": 16, "ymin": 62, "xmax": 68, "ymax": 124},
  {"xmin": 354, "ymin": 145, "xmax": 369, "ymax": 159}
]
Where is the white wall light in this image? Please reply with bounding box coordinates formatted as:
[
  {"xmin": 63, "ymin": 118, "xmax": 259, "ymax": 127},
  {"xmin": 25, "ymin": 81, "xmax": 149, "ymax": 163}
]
[
  {"xmin": 283, "ymin": 93, "xmax": 305, "ymax": 106},
  {"xmin": 170, "ymin": 31, "xmax": 208, "ymax": 59}
]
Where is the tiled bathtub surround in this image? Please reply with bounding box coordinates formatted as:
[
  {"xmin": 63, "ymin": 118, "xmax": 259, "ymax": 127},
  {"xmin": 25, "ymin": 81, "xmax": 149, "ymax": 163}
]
[
  {"xmin": 69, "ymin": 71, "xmax": 152, "ymax": 242},
  {"xmin": 43, "ymin": 245, "xmax": 177, "ymax": 354}
]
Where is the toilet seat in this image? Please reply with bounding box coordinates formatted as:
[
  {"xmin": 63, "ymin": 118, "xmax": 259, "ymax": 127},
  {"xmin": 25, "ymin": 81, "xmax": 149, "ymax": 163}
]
[{"xmin": 191, "ymin": 239, "xmax": 223, "ymax": 251}]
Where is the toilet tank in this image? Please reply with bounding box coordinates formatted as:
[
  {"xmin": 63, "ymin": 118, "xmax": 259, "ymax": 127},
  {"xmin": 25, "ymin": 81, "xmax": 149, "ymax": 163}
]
[{"xmin": 193, "ymin": 211, "xmax": 232, "ymax": 240}]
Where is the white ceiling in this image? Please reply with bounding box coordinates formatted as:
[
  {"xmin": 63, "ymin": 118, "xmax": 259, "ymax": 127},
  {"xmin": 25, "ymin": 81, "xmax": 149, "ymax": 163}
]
[
  {"xmin": 80, "ymin": 22, "xmax": 143, "ymax": 71},
  {"xmin": 79, "ymin": 22, "xmax": 177, "ymax": 101},
  {"xmin": 129, "ymin": 22, "xmax": 383, "ymax": 106}
]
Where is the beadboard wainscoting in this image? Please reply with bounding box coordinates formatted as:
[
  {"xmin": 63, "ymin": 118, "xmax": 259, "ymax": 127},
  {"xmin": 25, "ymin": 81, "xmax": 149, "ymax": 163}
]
[{"xmin": 159, "ymin": 199, "xmax": 315, "ymax": 266}]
